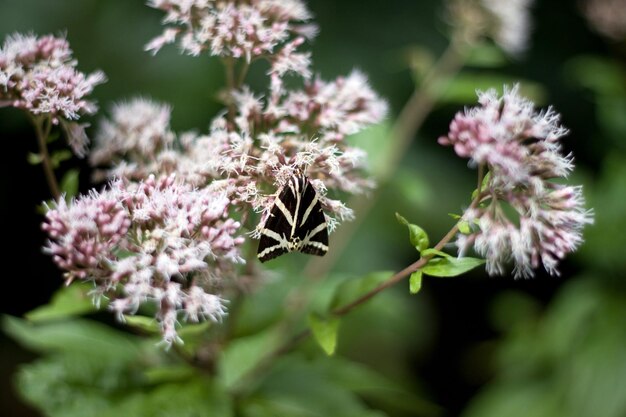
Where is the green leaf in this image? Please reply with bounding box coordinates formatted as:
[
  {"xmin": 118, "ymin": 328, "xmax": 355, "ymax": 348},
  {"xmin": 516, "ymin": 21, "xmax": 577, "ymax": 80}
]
[
  {"xmin": 27, "ymin": 152, "xmax": 43, "ymax": 165},
  {"xmin": 312, "ymin": 356, "xmax": 441, "ymax": 416},
  {"xmin": 177, "ymin": 320, "xmax": 211, "ymax": 338},
  {"xmin": 123, "ymin": 315, "xmax": 160, "ymax": 334},
  {"xmin": 3, "ymin": 316, "xmax": 140, "ymax": 360},
  {"xmin": 422, "ymin": 257, "xmax": 485, "ymax": 277},
  {"xmin": 330, "ymin": 271, "xmax": 392, "ymax": 310},
  {"xmin": 60, "ymin": 169, "xmax": 79, "ymax": 198},
  {"xmin": 420, "ymin": 248, "xmax": 452, "ymax": 258},
  {"xmin": 50, "ymin": 149, "xmax": 73, "ymax": 168},
  {"xmin": 219, "ymin": 327, "xmax": 282, "ymax": 389},
  {"xmin": 409, "ymin": 271, "xmax": 423, "ymax": 295},
  {"xmin": 395, "ymin": 212, "xmax": 429, "ymax": 252},
  {"xmin": 25, "ymin": 283, "xmax": 97, "ymax": 322},
  {"xmin": 308, "ymin": 314, "xmax": 340, "ymax": 356},
  {"xmin": 243, "ymin": 356, "xmax": 387, "ymax": 417},
  {"xmin": 458, "ymin": 220, "xmax": 471, "ymax": 234}
]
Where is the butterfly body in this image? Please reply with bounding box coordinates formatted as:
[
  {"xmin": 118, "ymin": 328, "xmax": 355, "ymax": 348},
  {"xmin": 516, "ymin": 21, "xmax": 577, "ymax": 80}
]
[{"xmin": 257, "ymin": 175, "xmax": 329, "ymax": 262}]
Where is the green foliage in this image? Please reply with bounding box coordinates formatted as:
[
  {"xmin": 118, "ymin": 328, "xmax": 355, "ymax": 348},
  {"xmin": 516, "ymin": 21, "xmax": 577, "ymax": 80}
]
[
  {"xmin": 396, "ymin": 212, "xmax": 429, "ymax": 252},
  {"xmin": 579, "ymin": 154, "xmax": 626, "ymax": 272},
  {"xmin": 465, "ymin": 44, "xmax": 508, "ymax": 69},
  {"xmin": 51, "ymin": 149, "xmax": 73, "ymax": 168},
  {"xmin": 3, "ymin": 316, "xmax": 140, "ymax": 360},
  {"xmin": 421, "ymin": 256, "xmax": 484, "ymax": 278},
  {"xmin": 122, "ymin": 315, "xmax": 160, "ymax": 334},
  {"xmin": 219, "ymin": 326, "xmax": 283, "ymax": 389},
  {"xmin": 463, "ymin": 278, "xmax": 626, "ymax": 417},
  {"xmin": 27, "ymin": 152, "xmax": 43, "ymax": 165},
  {"xmin": 308, "ymin": 314, "xmax": 340, "ymax": 356},
  {"xmin": 438, "ymin": 75, "xmax": 546, "ymax": 105},
  {"xmin": 242, "ymin": 355, "xmax": 435, "ymax": 417},
  {"xmin": 60, "ymin": 168, "xmax": 80, "ymax": 198},
  {"xmin": 25, "ymin": 282, "xmax": 97, "ymax": 322},
  {"xmin": 409, "ymin": 271, "xmax": 422, "ymax": 294}
]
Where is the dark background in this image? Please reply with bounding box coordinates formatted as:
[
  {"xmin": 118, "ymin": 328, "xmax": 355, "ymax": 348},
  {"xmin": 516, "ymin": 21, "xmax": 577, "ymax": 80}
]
[{"xmin": 1, "ymin": 1, "xmax": 622, "ymax": 416}]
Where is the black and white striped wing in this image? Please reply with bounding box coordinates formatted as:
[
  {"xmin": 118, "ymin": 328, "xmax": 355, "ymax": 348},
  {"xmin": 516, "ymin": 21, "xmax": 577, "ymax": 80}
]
[
  {"xmin": 257, "ymin": 179, "xmax": 298, "ymax": 263},
  {"xmin": 257, "ymin": 175, "xmax": 329, "ymax": 262},
  {"xmin": 294, "ymin": 178, "xmax": 328, "ymax": 256}
]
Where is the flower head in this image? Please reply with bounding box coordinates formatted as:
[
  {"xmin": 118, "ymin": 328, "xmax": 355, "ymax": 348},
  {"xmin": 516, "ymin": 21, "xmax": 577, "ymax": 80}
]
[
  {"xmin": 480, "ymin": 0, "xmax": 534, "ymax": 55},
  {"xmin": 42, "ymin": 175, "xmax": 244, "ymax": 345},
  {"xmin": 0, "ymin": 32, "xmax": 106, "ymax": 156},
  {"xmin": 441, "ymin": 85, "xmax": 593, "ymax": 277},
  {"xmin": 92, "ymin": 69, "xmax": 387, "ymax": 234},
  {"xmin": 146, "ymin": 0, "xmax": 315, "ymax": 72},
  {"xmin": 448, "ymin": 0, "xmax": 534, "ymax": 56},
  {"xmin": 581, "ymin": 0, "xmax": 626, "ymax": 41}
]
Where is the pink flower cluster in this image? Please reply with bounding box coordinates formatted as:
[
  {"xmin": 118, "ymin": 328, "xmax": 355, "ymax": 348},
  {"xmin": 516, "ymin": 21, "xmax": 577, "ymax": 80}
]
[
  {"xmin": 91, "ymin": 70, "xmax": 387, "ymax": 232},
  {"xmin": 440, "ymin": 85, "xmax": 593, "ymax": 277},
  {"xmin": 90, "ymin": 98, "xmax": 176, "ymax": 181},
  {"xmin": 0, "ymin": 33, "xmax": 106, "ymax": 156},
  {"xmin": 146, "ymin": 0, "xmax": 315, "ymax": 73},
  {"xmin": 42, "ymin": 175, "xmax": 244, "ymax": 344}
]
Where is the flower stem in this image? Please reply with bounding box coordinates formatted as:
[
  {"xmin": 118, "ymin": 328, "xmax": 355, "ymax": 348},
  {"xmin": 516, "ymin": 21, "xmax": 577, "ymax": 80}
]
[
  {"xmin": 224, "ymin": 57, "xmax": 237, "ymax": 123},
  {"xmin": 303, "ymin": 35, "xmax": 468, "ymax": 279},
  {"xmin": 33, "ymin": 116, "xmax": 60, "ymax": 200}
]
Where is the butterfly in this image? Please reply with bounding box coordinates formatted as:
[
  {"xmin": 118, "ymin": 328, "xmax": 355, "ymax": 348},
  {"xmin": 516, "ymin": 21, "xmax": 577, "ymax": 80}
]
[{"xmin": 257, "ymin": 175, "xmax": 329, "ymax": 262}]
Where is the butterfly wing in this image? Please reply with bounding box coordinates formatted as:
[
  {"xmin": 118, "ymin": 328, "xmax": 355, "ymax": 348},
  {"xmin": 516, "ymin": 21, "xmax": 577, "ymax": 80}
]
[
  {"xmin": 295, "ymin": 178, "xmax": 328, "ymax": 257},
  {"xmin": 257, "ymin": 177, "xmax": 299, "ymax": 262}
]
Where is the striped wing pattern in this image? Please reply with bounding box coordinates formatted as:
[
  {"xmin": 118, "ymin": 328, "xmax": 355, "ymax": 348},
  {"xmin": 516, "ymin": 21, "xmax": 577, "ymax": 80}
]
[{"xmin": 257, "ymin": 175, "xmax": 329, "ymax": 263}]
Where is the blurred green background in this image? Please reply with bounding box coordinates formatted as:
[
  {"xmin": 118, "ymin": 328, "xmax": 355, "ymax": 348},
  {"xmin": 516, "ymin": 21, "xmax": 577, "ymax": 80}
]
[{"xmin": 1, "ymin": 1, "xmax": 625, "ymax": 416}]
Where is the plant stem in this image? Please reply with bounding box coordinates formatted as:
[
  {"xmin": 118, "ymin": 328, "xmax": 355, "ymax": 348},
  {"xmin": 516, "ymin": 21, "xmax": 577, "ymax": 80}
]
[
  {"xmin": 224, "ymin": 57, "xmax": 236, "ymax": 123},
  {"xmin": 33, "ymin": 116, "xmax": 60, "ymax": 200},
  {"xmin": 303, "ymin": 36, "xmax": 468, "ymax": 280}
]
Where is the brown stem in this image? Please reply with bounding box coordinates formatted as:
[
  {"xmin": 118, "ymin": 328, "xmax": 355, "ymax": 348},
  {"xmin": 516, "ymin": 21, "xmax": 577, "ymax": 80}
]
[
  {"xmin": 304, "ymin": 36, "xmax": 468, "ymax": 280},
  {"xmin": 32, "ymin": 116, "xmax": 60, "ymax": 200}
]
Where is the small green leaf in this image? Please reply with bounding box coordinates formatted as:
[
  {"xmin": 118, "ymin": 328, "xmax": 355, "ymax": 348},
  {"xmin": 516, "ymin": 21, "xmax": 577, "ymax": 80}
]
[
  {"xmin": 423, "ymin": 257, "xmax": 485, "ymax": 277},
  {"xmin": 177, "ymin": 321, "xmax": 211, "ymax": 338},
  {"xmin": 25, "ymin": 283, "xmax": 97, "ymax": 322},
  {"xmin": 123, "ymin": 315, "xmax": 160, "ymax": 334},
  {"xmin": 27, "ymin": 152, "xmax": 43, "ymax": 165},
  {"xmin": 421, "ymin": 248, "xmax": 452, "ymax": 258},
  {"xmin": 472, "ymin": 170, "xmax": 492, "ymax": 200},
  {"xmin": 409, "ymin": 271, "xmax": 423, "ymax": 294},
  {"xmin": 60, "ymin": 169, "xmax": 79, "ymax": 199},
  {"xmin": 458, "ymin": 220, "xmax": 471, "ymax": 234},
  {"xmin": 46, "ymin": 130, "xmax": 60, "ymax": 143},
  {"xmin": 50, "ymin": 149, "xmax": 73, "ymax": 168},
  {"xmin": 308, "ymin": 314, "xmax": 340, "ymax": 356},
  {"xmin": 448, "ymin": 213, "xmax": 462, "ymax": 220},
  {"xmin": 395, "ymin": 212, "xmax": 429, "ymax": 252}
]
